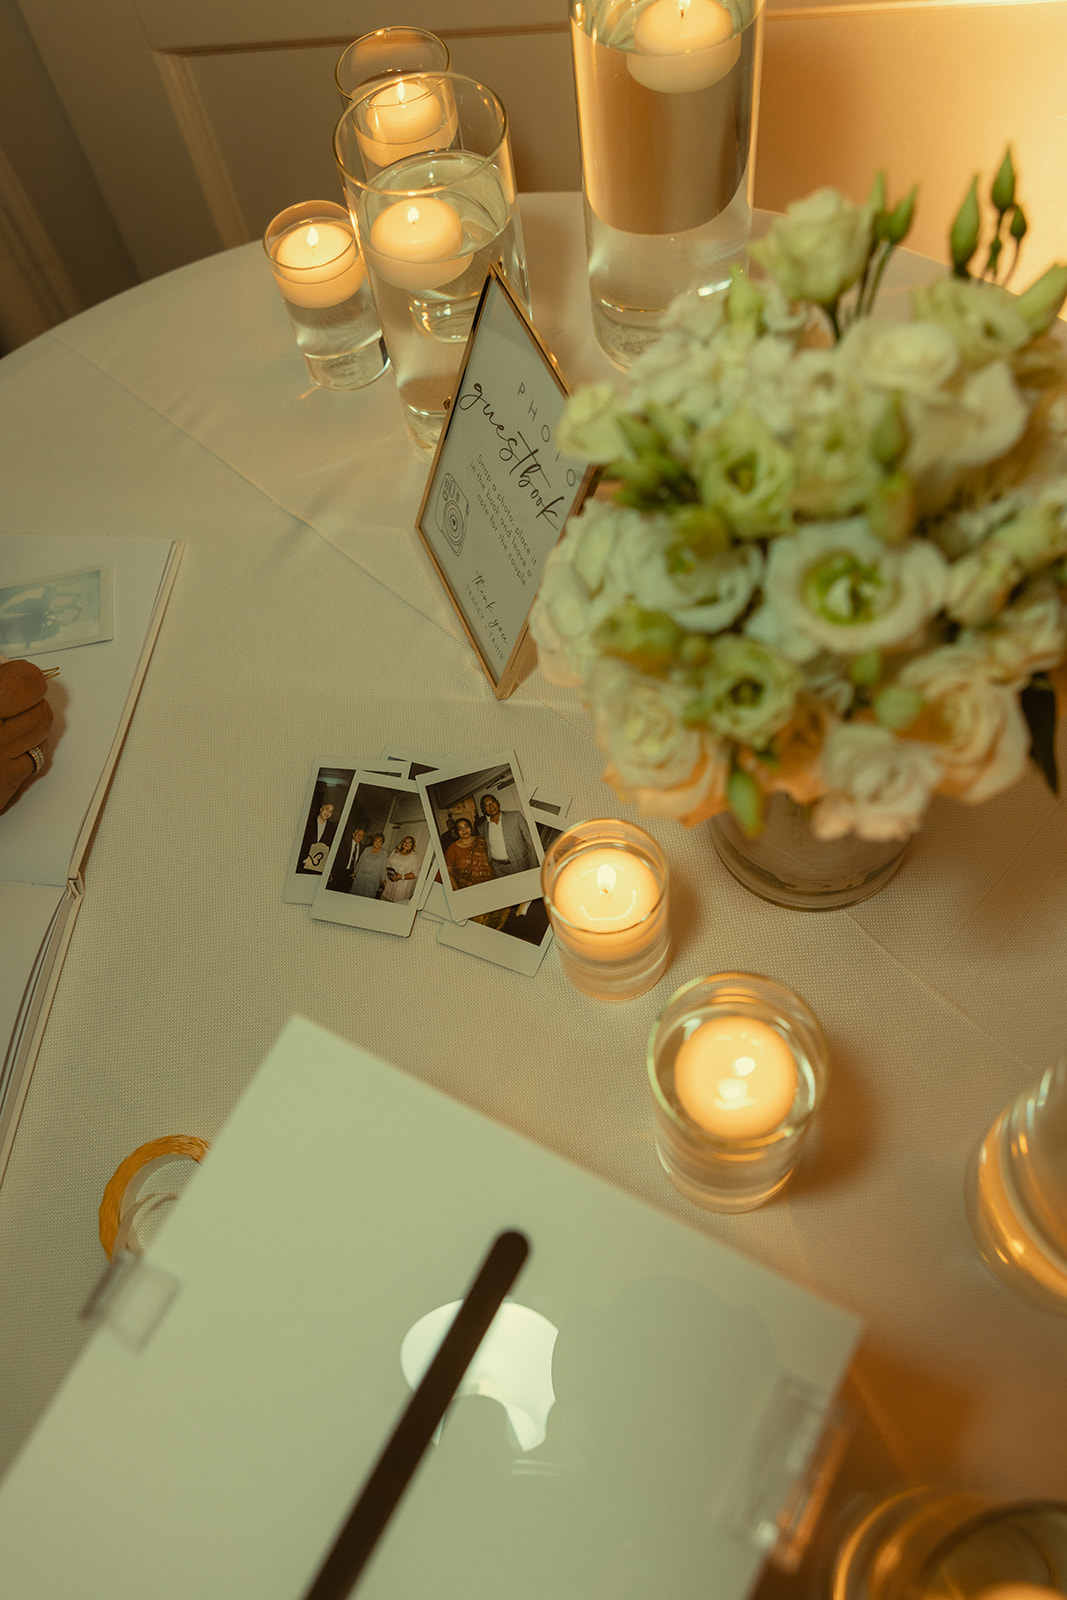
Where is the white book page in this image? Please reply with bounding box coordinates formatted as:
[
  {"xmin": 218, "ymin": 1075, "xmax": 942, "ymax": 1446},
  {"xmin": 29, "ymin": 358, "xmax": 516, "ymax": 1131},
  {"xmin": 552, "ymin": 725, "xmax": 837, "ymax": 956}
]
[
  {"xmin": 0, "ymin": 880, "xmax": 66, "ymax": 1079},
  {"xmin": 0, "ymin": 535, "xmax": 177, "ymax": 887}
]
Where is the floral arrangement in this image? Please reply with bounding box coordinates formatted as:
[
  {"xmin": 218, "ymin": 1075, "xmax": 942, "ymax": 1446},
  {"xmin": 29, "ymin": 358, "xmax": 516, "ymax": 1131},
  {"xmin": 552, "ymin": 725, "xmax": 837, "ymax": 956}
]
[{"xmin": 530, "ymin": 154, "xmax": 1067, "ymax": 842}]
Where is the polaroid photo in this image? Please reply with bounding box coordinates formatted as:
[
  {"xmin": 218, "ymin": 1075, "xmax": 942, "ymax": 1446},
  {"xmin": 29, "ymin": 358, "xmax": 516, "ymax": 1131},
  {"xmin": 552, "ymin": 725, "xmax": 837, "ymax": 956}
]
[
  {"xmin": 377, "ymin": 747, "xmax": 446, "ymax": 782},
  {"xmin": 435, "ymin": 791, "xmax": 571, "ymax": 976},
  {"xmin": 282, "ymin": 758, "xmax": 403, "ymax": 905},
  {"xmin": 416, "ymin": 751, "xmax": 544, "ymax": 922},
  {"xmin": 310, "ymin": 774, "xmax": 435, "ymax": 937},
  {"xmin": 0, "ymin": 565, "xmax": 114, "ymax": 655}
]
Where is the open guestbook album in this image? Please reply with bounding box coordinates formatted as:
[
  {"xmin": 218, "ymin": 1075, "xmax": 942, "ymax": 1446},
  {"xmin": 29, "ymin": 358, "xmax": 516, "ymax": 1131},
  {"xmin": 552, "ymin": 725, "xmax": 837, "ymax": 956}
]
[
  {"xmin": 0, "ymin": 533, "xmax": 183, "ymax": 1184},
  {"xmin": 0, "ymin": 1016, "xmax": 861, "ymax": 1599}
]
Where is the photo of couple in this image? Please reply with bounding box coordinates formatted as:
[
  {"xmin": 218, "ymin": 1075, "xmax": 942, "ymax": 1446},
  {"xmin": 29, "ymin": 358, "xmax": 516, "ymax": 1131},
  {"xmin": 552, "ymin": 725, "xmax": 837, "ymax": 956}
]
[
  {"xmin": 417, "ymin": 754, "xmax": 544, "ymax": 924},
  {"xmin": 327, "ymin": 827, "xmax": 422, "ymax": 901},
  {"xmin": 442, "ymin": 792, "xmax": 535, "ymax": 891}
]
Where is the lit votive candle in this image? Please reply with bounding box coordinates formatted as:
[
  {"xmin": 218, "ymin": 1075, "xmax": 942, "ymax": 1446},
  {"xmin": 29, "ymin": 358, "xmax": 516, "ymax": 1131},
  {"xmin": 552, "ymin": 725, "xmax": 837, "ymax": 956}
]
[
  {"xmin": 366, "ymin": 198, "xmax": 466, "ymax": 291},
  {"xmin": 675, "ymin": 1016, "xmax": 798, "ymax": 1139},
  {"xmin": 628, "ymin": 0, "xmax": 741, "ymax": 93},
  {"xmin": 268, "ymin": 218, "xmax": 366, "ymax": 309},
  {"xmin": 356, "ymin": 76, "xmax": 457, "ymax": 167},
  {"xmin": 649, "ymin": 974, "xmax": 828, "ymax": 1211},
  {"xmin": 542, "ymin": 821, "xmax": 670, "ymax": 1001}
]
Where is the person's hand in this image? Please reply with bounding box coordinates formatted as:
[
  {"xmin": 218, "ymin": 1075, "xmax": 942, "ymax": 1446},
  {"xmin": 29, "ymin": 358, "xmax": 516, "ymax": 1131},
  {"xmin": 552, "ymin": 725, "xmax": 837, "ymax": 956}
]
[{"xmin": 0, "ymin": 659, "xmax": 53, "ymax": 810}]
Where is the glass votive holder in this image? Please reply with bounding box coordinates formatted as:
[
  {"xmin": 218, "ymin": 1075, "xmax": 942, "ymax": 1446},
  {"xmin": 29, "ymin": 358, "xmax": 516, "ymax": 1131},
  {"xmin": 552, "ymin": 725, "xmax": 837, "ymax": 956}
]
[
  {"xmin": 831, "ymin": 1486, "xmax": 1067, "ymax": 1600},
  {"xmin": 541, "ymin": 820, "xmax": 670, "ymax": 1002},
  {"xmin": 648, "ymin": 972, "xmax": 828, "ymax": 1212},
  {"xmin": 263, "ymin": 200, "xmax": 388, "ymax": 391},
  {"xmin": 334, "ymin": 73, "xmax": 530, "ymax": 454},
  {"xmin": 965, "ymin": 1055, "xmax": 1067, "ymax": 1315},
  {"xmin": 334, "ymin": 25, "xmax": 451, "ymax": 110}
]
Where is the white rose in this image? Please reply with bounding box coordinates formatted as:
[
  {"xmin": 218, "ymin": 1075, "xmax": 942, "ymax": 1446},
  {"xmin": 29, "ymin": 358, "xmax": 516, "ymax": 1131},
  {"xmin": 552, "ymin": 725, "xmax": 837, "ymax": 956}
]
[
  {"xmin": 760, "ymin": 518, "xmax": 948, "ymax": 656},
  {"xmin": 555, "ymin": 382, "xmax": 627, "ymax": 463},
  {"xmin": 841, "ymin": 318, "xmax": 960, "ymax": 395},
  {"xmin": 750, "ymin": 189, "xmax": 872, "ymax": 307},
  {"xmin": 813, "ymin": 722, "xmax": 942, "ymax": 841},
  {"xmin": 896, "ymin": 645, "xmax": 1030, "ymax": 803},
  {"xmin": 608, "ymin": 520, "xmax": 763, "ymax": 632},
  {"xmin": 588, "ymin": 657, "xmax": 730, "ymax": 826}
]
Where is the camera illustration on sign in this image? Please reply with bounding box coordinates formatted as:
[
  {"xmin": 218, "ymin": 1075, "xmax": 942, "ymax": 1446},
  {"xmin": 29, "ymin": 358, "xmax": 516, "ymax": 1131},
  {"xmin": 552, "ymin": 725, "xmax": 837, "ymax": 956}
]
[{"xmin": 435, "ymin": 474, "xmax": 469, "ymax": 555}]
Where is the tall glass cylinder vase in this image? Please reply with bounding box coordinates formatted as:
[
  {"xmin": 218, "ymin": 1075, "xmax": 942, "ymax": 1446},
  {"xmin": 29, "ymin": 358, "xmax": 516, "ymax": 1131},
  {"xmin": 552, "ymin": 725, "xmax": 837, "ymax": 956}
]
[
  {"xmin": 334, "ymin": 74, "xmax": 530, "ymax": 455},
  {"xmin": 711, "ymin": 793, "xmax": 909, "ymax": 910},
  {"xmin": 570, "ymin": 0, "xmax": 764, "ymax": 368}
]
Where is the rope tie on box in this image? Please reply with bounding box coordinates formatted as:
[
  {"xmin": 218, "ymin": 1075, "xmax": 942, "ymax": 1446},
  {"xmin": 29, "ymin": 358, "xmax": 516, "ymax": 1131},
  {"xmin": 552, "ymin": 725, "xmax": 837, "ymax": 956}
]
[{"xmin": 98, "ymin": 1135, "xmax": 210, "ymax": 1259}]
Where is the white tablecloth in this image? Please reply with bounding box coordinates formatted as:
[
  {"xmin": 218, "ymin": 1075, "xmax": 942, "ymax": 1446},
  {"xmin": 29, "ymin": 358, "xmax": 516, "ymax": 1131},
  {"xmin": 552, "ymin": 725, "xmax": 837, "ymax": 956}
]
[{"xmin": 0, "ymin": 195, "xmax": 1064, "ymax": 1536}]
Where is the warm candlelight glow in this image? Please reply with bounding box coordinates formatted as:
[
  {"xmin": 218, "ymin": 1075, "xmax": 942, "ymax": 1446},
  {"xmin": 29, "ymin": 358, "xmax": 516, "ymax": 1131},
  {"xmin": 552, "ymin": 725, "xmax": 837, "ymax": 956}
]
[
  {"xmin": 306, "ymin": 226, "xmax": 319, "ymax": 249},
  {"xmin": 366, "ymin": 197, "xmax": 466, "ymax": 290},
  {"xmin": 268, "ymin": 216, "xmax": 366, "ymax": 309},
  {"xmin": 629, "ymin": 0, "xmax": 740, "ymax": 92},
  {"xmin": 674, "ymin": 1016, "xmax": 798, "ymax": 1138}
]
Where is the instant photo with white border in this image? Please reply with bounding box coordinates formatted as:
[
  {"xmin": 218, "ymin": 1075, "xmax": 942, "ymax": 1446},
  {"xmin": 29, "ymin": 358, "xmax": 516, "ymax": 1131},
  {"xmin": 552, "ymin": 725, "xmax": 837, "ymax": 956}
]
[
  {"xmin": 282, "ymin": 759, "xmax": 403, "ymax": 905},
  {"xmin": 416, "ymin": 751, "xmax": 543, "ymax": 922},
  {"xmin": 311, "ymin": 774, "xmax": 435, "ymax": 937},
  {"xmin": 0, "ymin": 565, "xmax": 114, "ymax": 655},
  {"xmin": 435, "ymin": 790, "xmax": 570, "ymax": 976}
]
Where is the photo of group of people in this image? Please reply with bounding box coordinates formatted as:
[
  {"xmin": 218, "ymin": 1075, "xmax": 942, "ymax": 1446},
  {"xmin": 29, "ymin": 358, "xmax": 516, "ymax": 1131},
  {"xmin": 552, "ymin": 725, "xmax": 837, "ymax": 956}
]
[
  {"xmin": 284, "ymin": 748, "xmax": 567, "ymax": 973},
  {"xmin": 0, "ymin": 565, "xmax": 113, "ymax": 655}
]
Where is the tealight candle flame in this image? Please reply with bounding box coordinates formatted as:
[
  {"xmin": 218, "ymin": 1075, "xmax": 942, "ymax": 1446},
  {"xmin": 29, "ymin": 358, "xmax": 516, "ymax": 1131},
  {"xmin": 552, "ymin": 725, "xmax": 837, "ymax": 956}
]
[
  {"xmin": 306, "ymin": 226, "xmax": 319, "ymax": 250},
  {"xmin": 396, "ymin": 80, "xmax": 408, "ymax": 105},
  {"xmin": 596, "ymin": 863, "xmax": 617, "ymax": 895},
  {"xmin": 406, "ymin": 206, "xmax": 421, "ymax": 226}
]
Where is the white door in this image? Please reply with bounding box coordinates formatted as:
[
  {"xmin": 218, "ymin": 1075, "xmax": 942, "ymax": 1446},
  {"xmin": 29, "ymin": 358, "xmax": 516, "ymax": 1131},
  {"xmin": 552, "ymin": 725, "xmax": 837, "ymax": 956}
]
[{"xmin": 14, "ymin": 0, "xmax": 580, "ymax": 281}]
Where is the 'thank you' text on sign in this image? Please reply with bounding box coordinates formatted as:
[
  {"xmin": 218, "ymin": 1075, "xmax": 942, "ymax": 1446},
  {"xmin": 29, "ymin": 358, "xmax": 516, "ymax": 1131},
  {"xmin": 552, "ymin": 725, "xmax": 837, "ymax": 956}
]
[{"xmin": 416, "ymin": 270, "xmax": 593, "ymax": 698}]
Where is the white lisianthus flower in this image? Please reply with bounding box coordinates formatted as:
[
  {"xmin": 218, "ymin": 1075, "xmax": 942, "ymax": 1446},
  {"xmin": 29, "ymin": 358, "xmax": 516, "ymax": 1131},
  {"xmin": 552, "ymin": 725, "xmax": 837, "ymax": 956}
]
[
  {"xmin": 792, "ymin": 411, "xmax": 885, "ymax": 519},
  {"xmin": 631, "ymin": 323, "xmax": 756, "ymax": 431},
  {"xmin": 554, "ymin": 382, "xmax": 628, "ymax": 463},
  {"xmin": 911, "ymin": 278, "xmax": 1032, "ymax": 369},
  {"xmin": 964, "ymin": 584, "xmax": 1067, "ymax": 682},
  {"xmin": 841, "ymin": 318, "xmax": 960, "ymax": 395},
  {"xmin": 588, "ymin": 657, "xmax": 730, "ymax": 826},
  {"xmin": 813, "ymin": 722, "xmax": 942, "ymax": 841},
  {"xmin": 902, "ymin": 360, "xmax": 1029, "ymax": 513},
  {"xmin": 688, "ymin": 635, "xmax": 800, "ymax": 746},
  {"xmin": 750, "ymin": 189, "xmax": 872, "ymax": 307},
  {"xmin": 692, "ymin": 409, "xmax": 796, "ymax": 537},
  {"xmin": 607, "ymin": 520, "xmax": 763, "ymax": 632},
  {"xmin": 896, "ymin": 645, "xmax": 1031, "ymax": 802},
  {"xmin": 760, "ymin": 518, "xmax": 948, "ymax": 656},
  {"xmin": 529, "ymin": 500, "xmax": 632, "ymax": 685}
]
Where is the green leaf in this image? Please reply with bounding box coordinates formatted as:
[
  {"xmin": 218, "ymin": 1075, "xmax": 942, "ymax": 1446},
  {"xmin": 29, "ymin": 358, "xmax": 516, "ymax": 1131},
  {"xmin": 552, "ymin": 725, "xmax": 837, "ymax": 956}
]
[{"xmin": 1021, "ymin": 674, "xmax": 1059, "ymax": 795}]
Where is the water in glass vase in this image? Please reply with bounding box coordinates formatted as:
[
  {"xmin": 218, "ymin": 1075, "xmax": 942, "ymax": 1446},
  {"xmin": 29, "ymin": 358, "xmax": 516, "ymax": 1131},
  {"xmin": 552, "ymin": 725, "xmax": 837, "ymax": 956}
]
[
  {"xmin": 361, "ymin": 151, "xmax": 530, "ymax": 453},
  {"xmin": 571, "ymin": 0, "xmax": 764, "ymax": 367}
]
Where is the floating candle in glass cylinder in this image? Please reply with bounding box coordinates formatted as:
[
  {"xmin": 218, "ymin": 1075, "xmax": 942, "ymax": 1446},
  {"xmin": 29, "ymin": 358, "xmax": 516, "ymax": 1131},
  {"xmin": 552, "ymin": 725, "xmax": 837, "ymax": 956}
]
[
  {"xmin": 365, "ymin": 197, "xmax": 466, "ymax": 290},
  {"xmin": 542, "ymin": 821, "xmax": 670, "ymax": 1001},
  {"xmin": 649, "ymin": 973, "xmax": 826, "ymax": 1211},
  {"xmin": 628, "ymin": 0, "xmax": 741, "ymax": 92},
  {"xmin": 263, "ymin": 201, "xmax": 387, "ymax": 390},
  {"xmin": 355, "ymin": 76, "xmax": 459, "ymax": 168}
]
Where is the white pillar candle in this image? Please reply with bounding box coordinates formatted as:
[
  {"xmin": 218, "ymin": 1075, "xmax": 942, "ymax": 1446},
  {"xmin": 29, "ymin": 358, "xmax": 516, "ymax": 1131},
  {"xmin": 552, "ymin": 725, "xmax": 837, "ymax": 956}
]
[
  {"xmin": 674, "ymin": 1015, "xmax": 797, "ymax": 1139},
  {"xmin": 550, "ymin": 847, "xmax": 661, "ymax": 958},
  {"xmin": 628, "ymin": 0, "xmax": 741, "ymax": 93},
  {"xmin": 356, "ymin": 77, "xmax": 457, "ymax": 167},
  {"xmin": 269, "ymin": 220, "xmax": 366, "ymax": 309},
  {"xmin": 366, "ymin": 198, "xmax": 466, "ymax": 291}
]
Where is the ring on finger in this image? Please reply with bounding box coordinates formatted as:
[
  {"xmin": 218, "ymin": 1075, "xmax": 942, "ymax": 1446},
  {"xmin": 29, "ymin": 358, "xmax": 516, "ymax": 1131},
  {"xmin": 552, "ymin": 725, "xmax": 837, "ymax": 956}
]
[{"xmin": 27, "ymin": 745, "xmax": 45, "ymax": 773}]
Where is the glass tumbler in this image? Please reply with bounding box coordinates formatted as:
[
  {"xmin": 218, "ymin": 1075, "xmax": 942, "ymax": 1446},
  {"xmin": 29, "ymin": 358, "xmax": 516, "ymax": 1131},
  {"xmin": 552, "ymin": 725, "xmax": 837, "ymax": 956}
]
[
  {"xmin": 334, "ymin": 73, "xmax": 530, "ymax": 454},
  {"xmin": 263, "ymin": 200, "xmax": 387, "ymax": 390}
]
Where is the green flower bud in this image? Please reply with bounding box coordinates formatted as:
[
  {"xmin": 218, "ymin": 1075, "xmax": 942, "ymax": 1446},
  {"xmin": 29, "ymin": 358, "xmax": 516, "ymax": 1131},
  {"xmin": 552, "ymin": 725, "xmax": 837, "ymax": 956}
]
[
  {"xmin": 869, "ymin": 395, "xmax": 909, "ymax": 467},
  {"xmin": 874, "ymin": 685, "xmax": 925, "ymax": 732},
  {"xmin": 595, "ymin": 604, "xmax": 681, "ymax": 673},
  {"xmin": 950, "ymin": 176, "xmax": 981, "ymax": 276},
  {"xmin": 727, "ymin": 767, "xmax": 764, "ymax": 838},
  {"xmin": 1010, "ymin": 205, "xmax": 1028, "ymax": 243},
  {"xmin": 1015, "ymin": 262, "xmax": 1067, "ymax": 335},
  {"xmin": 991, "ymin": 147, "xmax": 1016, "ymax": 213},
  {"xmin": 885, "ymin": 185, "xmax": 918, "ymax": 246},
  {"xmin": 866, "ymin": 473, "xmax": 917, "ymax": 546},
  {"xmin": 868, "ymin": 170, "xmax": 888, "ymax": 218},
  {"xmin": 849, "ymin": 649, "xmax": 882, "ymax": 687},
  {"xmin": 667, "ymin": 504, "xmax": 731, "ymax": 553}
]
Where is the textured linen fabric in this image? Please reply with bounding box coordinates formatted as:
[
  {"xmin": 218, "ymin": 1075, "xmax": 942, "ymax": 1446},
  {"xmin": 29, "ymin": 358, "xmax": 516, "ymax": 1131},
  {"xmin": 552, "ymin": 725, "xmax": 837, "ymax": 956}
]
[{"xmin": 0, "ymin": 199, "xmax": 1064, "ymax": 1529}]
